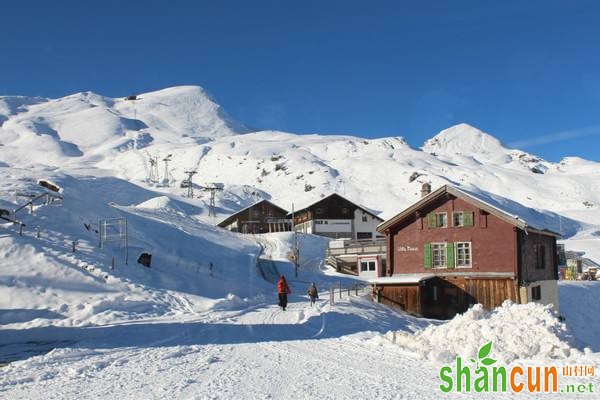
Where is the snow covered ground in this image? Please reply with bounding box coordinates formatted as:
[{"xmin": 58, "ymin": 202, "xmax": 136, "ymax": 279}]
[
  {"xmin": 1, "ymin": 85, "xmax": 600, "ymax": 398},
  {"xmin": 1, "ymin": 283, "xmax": 599, "ymax": 399}
]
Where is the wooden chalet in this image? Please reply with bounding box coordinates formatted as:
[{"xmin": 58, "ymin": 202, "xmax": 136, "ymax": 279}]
[
  {"xmin": 218, "ymin": 199, "xmax": 291, "ymax": 234},
  {"xmin": 373, "ymin": 184, "xmax": 560, "ymax": 319},
  {"xmin": 290, "ymin": 193, "xmax": 384, "ymax": 240}
]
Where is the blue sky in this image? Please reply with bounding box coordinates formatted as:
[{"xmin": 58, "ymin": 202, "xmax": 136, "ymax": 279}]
[{"xmin": 1, "ymin": 0, "xmax": 599, "ymax": 161}]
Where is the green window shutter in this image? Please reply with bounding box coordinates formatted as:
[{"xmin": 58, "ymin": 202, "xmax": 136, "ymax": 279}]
[
  {"xmin": 424, "ymin": 243, "xmax": 432, "ymax": 269},
  {"xmin": 427, "ymin": 213, "xmax": 436, "ymax": 228},
  {"xmin": 464, "ymin": 212, "xmax": 474, "ymax": 227},
  {"xmin": 446, "ymin": 243, "xmax": 455, "ymax": 269}
]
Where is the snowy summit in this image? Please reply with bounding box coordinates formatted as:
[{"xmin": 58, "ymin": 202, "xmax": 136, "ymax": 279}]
[{"xmin": 1, "ymin": 85, "xmax": 600, "ymax": 399}]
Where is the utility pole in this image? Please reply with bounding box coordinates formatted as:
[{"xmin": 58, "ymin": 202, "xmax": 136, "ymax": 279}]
[
  {"xmin": 183, "ymin": 170, "xmax": 197, "ymax": 198},
  {"xmin": 146, "ymin": 153, "xmax": 160, "ymax": 184},
  {"xmin": 199, "ymin": 184, "xmax": 223, "ymax": 218},
  {"xmin": 162, "ymin": 154, "xmax": 172, "ymax": 186}
]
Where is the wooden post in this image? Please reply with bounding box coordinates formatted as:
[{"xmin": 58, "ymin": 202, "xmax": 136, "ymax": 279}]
[
  {"xmin": 111, "ymin": 256, "xmax": 115, "ymax": 270},
  {"xmin": 330, "ymin": 287, "xmax": 334, "ymax": 305},
  {"xmin": 72, "ymin": 241, "xmax": 76, "ymax": 253},
  {"xmin": 339, "ymin": 282, "xmax": 342, "ymax": 299},
  {"xmin": 36, "ymin": 226, "xmax": 40, "ymax": 239},
  {"xmin": 19, "ymin": 224, "xmax": 23, "ymax": 236}
]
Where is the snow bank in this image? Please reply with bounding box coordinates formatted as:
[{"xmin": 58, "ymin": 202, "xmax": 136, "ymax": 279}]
[
  {"xmin": 388, "ymin": 301, "xmax": 582, "ymax": 364},
  {"xmin": 134, "ymin": 196, "xmax": 184, "ymax": 214},
  {"xmin": 559, "ymin": 281, "xmax": 600, "ymax": 351}
]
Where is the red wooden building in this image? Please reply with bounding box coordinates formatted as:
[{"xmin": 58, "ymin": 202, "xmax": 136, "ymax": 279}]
[{"xmin": 373, "ymin": 185, "xmax": 560, "ymax": 319}]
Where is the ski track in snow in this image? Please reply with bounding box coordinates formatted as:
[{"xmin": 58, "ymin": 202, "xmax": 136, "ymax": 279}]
[
  {"xmin": 2, "ymin": 292, "xmax": 600, "ymax": 399},
  {"xmin": 0, "ymin": 296, "xmax": 441, "ymax": 400}
]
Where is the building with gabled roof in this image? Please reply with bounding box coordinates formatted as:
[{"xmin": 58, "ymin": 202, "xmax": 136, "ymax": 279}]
[
  {"xmin": 218, "ymin": 199, "xmax": 291, "ymax": 234},
  {"xmin": 373, "ymin": 184, "xmax": 560, "ymax": 319},
  {"xmin": 289, "ymin": 193, "xmax": 384, "ymax": 240}
]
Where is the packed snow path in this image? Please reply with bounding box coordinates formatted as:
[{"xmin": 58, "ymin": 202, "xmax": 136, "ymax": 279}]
[
  {"xmin": 0, "ymin": 296, "xmax": 434, "ymax": 399},
  {"xmin": 3, "ymin": 293, "xmax": 600, "ymax": 399}
]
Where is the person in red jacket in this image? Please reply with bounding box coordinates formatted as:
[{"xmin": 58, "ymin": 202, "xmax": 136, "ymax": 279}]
[{"xmin": 277, "ymin": 275, "xmax": 291, "ymax": 311}]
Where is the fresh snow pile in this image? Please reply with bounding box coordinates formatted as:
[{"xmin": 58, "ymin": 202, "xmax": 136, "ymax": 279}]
[{"xmin": 388, "ymin": 301, "xmax": 582, "ymax": 364}]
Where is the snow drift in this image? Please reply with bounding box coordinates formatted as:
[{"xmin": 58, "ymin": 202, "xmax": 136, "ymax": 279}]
[{"xmin": 388, "ymin": 301, "xmax": 583, "ymax": 364}]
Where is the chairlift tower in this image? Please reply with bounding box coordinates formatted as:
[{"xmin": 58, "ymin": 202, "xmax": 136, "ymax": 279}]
[
  {"xmin": 149, "ymin": 156, "xmax": 158, "ymax": 183},
  {"xmin": 183, "ymin": 170, "xmax": 197, "ymax": 198},
  {"xmin": 162, "ymin": 154, "xmax": 173, "ymax": 186},
  {"xmin": 145, "ymin": 153, "xmax": 160, "ymax": 184},
  {"xmin": 199, "ymin": 183, "xmax": 224, "ymax": 217}
]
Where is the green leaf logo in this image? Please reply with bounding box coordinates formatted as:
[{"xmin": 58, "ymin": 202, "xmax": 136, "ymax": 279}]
[
  {"xmin": 471, "ymin": 341, "xmax": 496, "ymax": 369},
  {"xmin": 481, "ymin": 358, "xmax": 497, "ymax": 366},
  {"xmin": 478, "ymin": 341, "xmax": 492, "ymax": 359}
]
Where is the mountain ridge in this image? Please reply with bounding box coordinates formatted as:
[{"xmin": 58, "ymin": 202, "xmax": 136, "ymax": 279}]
[{"xmin": 1, "ymin": 85, "xmax": 599, "ymax": 243}]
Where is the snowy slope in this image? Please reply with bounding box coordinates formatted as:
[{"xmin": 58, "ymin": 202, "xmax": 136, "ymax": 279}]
[
  {"xmin": 1, "ymin": 85, "xmax": 600, "ymax": 398},
  {"xmin": 1, "ymin": 84, "xmax": 599, "ymax": 318},
  {"xmin": 0, "ymin": 165, "xmax": 267, "ymax": 330}
]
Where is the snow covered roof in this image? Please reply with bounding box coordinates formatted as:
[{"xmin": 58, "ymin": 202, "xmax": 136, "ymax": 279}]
[
  {"xmin": 368, "ymin": 274, "xmax": 436, "ymax": 284},
  {"xmin": 369, "ymin": 271, "xmax": 516, "ymax": 285},
  {"xmin": 289, "ymin": 193, "xmax": 383, "ymax": 221},
  {"xmin": 217, "ymin": 199, "xmax": 288, "ymax": 227},
  {"xmin": 377, "ymin": 185, "xmax": 562, "ymax": 237}
]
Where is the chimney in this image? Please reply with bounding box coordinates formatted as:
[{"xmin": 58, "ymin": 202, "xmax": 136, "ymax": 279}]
[{"xmin": 421, "ymin": 182, "xmax": 431, "ymax": 198}]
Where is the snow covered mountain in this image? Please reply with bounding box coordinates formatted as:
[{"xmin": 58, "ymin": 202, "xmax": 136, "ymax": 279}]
[
  {"xmin": 2, "ymin": 85, "xmax": 600, "ymax": 399},
  {"xmin": 2, "ymin": 86, "xmax": 599, "ymax": 233},
  {"xmin": 0, "ymin": 86, "xmax": 246, "ymax": 166}
]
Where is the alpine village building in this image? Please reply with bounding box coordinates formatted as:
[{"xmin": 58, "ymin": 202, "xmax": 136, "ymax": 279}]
[
  {"xmin": 218, "ymin": 199, "xmax": 291, "ymax": 234},
  {"xmin": 372, "ymin": 184, "xmax": 560, "ymax": 319},
  {"xmin": 290, "ymin": 193, "xmax": 384, "ymax": 240}
]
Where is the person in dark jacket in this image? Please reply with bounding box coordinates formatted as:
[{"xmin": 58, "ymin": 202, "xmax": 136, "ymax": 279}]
[
  {"xmin": 277, "ymin": 275, "xmax": 291, "ymax": 311},
  {"xmin": 307, "ymin": 282, "xmax": 318, "ymax": 306}
]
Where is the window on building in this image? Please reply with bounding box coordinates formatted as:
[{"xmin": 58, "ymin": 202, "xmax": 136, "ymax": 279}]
[
  {"xmin": 536, "ymin": 244, "xmax": 546, "ymax": 269},
  {"xmin": 432, "ymin": 286, "xmax": 438, "ymax": 301},
  {"xmin": 453, "ymin": 211, "xmax": 474, "ymax": 227},
  {"xmin": 316, "ymin": 208, "xmax": 324, "ymax": 215},
  {"xmin": 360, "ymin": 260, "xmax": 377, "ymax": 272},
  {"xmin": 432, "ymin": 243, "xmax": 447, "ymax": 268},
  {"xmin": 427, "ymin": 212, "xmax": 448, "ymax": 228},
  {"xmin": 427, "ymin": 213, "xmax": 448, "ymax": 228},
  {"xmin": 362, "ymin": 215, "xmax": 368, "ymax": 222},
  {"xmin": 357, "ymin": 232, "xmax": 372, "ymax": 239},
  {"xmin": 436, "ymin": 213, "xmax": 447, "ymax": 227},
  {"xmin": 531, "ymin": 286, "xmax": 541, "ymax": 300},
  {"xmin": 456, "ymin": 242, "xmax": 472, "ymax": 267},
  {"xmin": 341, "ymin": 207, "xmax": 349, "ymax": 214},
  {"xmin": 453, "ymin": 212, "xmax": 464, "ymax": 227}
]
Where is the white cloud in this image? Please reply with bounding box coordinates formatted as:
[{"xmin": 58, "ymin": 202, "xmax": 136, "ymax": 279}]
[{"xmin": 509, "ymin": 125, "xmax": 600, "ymax": 148}]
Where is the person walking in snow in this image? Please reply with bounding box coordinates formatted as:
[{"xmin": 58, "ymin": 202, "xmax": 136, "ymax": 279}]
[
  {"xmin": 277, "ymin": 275, "xmax": 291, "ymax": 311},
  {"xmin": 307, "ymin": 282, "xmax": 318, "ymax": 306}
]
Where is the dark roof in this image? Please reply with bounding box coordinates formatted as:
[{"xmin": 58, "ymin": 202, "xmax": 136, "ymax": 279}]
[
  {"xmin": 218, "ymin": 199, "xmax": 289, "ymax": 227},
  {"xmin": 287, "ymin": 193, "xmax": 383, "ymax": 221},
  {"xmin": 377, "ymin": 185, "xmax": 562, "ymax": 237}
]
